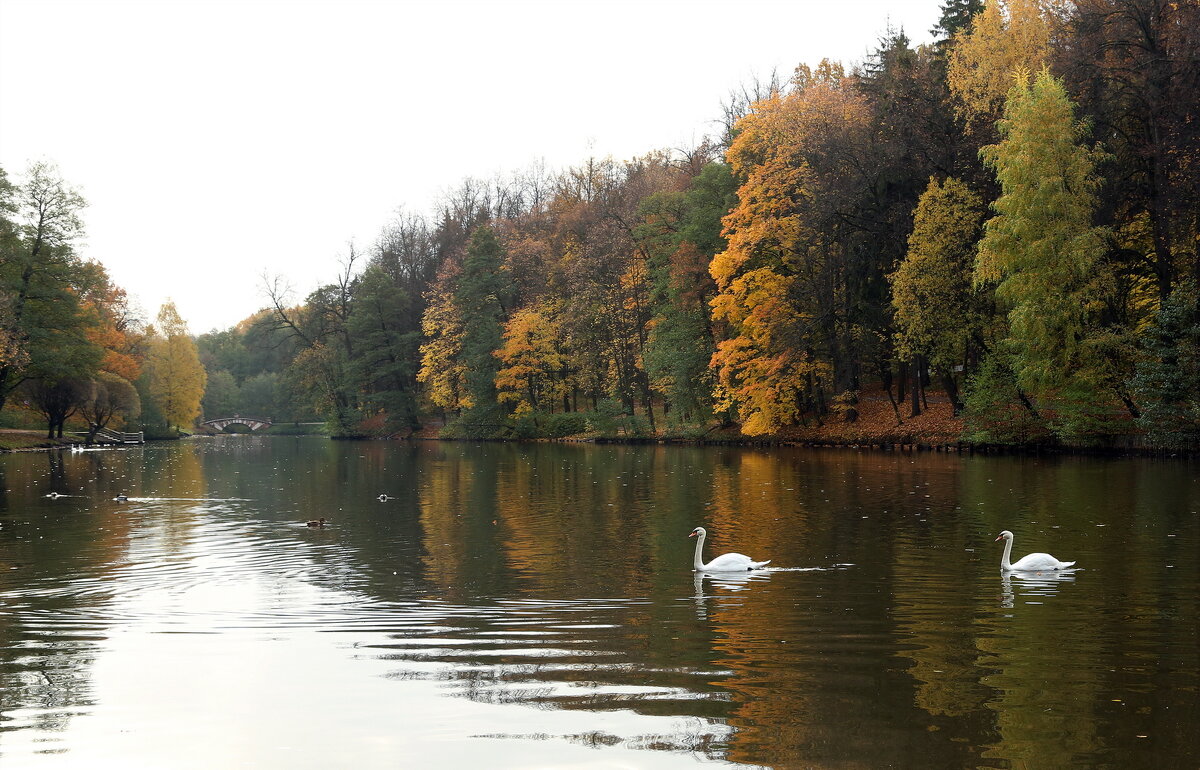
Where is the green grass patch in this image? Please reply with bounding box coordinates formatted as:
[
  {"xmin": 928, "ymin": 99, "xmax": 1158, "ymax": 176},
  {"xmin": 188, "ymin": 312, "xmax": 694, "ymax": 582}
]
[{"xmin": 0, "ymin": 431, "xmax": 80, "ymax": 451}]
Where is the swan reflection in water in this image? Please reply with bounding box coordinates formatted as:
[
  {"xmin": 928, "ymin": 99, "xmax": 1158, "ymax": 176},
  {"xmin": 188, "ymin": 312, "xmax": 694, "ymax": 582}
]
[
  {"xmin": 1000, "ymin": 568, "xmax": 1079, "ymax": 609},
  {"xmin": 693, "ymin": 568, "xmax": 774, "ymax": 618}
]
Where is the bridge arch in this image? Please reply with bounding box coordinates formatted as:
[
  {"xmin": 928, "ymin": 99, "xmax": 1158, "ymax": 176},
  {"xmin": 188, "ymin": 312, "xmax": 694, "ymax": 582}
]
[{"xmin": 202, "ymin": 416, "xmax": 273, "ymax": 432}]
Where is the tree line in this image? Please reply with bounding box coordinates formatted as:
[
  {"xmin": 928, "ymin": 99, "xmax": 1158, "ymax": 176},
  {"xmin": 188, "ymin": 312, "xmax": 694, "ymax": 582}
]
[
  {"xmin": 0, "ymin": 162, "xmax": 206, "ymax": 440},
  {"xmin": 9, "ymin": 0, "xmax": 1199, "ymax": 450},
  {"xmin": 223, "ymin": 0, "xmax": 1193, "ymax": 448}
]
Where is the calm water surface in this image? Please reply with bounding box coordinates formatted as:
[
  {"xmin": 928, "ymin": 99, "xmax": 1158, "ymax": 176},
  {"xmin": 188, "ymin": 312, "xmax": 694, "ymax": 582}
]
[{"xmin": 0, "ymin": 437, "xmax": 1196, "ymax": 768}]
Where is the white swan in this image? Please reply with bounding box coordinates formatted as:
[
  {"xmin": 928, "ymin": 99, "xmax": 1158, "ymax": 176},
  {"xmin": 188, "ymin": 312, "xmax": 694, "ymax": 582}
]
[
  {"xmin": 689, "ymin": 527, "xmax": 771, "ymax": 571},
  {"xmin": 995, "ymin": 530, "xmax": 1075, "ymax": 571}
]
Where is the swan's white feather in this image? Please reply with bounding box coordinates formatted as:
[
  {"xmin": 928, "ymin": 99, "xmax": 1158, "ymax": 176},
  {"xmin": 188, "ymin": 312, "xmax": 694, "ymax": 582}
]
[
  {"xmin": 702, "ymin": 552, "xmax": 772, "ymax": 571},
  {"xmin": 1009, "ymin": 552, "xmax": 1076, "ymax": 570}
]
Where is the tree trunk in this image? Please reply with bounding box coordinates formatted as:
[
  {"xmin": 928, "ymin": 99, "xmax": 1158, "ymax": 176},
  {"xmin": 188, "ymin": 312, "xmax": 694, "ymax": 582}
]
[
  {"xmin": 1118, "ymin": 390, "xmax": 1141, "ymax": 419},
  {"xmin": 909, "ymin": 358, "xmax": 922, "ymax": 417},
  {"xmin": 880, "ymin": 364, "xmax": 902, "ymax": 426},
  {"xmin": 1017, "ymin": 389, "xmax": 1040, "ymax": 418},
  {"xmin": 940, "ymin": 369, "xmax": 964, "ymax": 415}
]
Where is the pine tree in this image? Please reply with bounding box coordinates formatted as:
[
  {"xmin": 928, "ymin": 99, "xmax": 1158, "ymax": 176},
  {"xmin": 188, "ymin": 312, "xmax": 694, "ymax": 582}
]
[
  {"xmin": 1131, "ymin": 281, "xmax": 1200, "ymax": 449},
  {"xmin": 347, "ymin": 264, "xmax": 422, "ymax": 432},
  {"xmin": 932, "ymin": 0, "xmax": 985, "ymax": 41},
  {"xmin": 639, "ymin": 162, "xmax": 735, "ymax": 426},
  {"xmin": 454, "ymin": 226, "xmax": 510, "ymax": 434}
]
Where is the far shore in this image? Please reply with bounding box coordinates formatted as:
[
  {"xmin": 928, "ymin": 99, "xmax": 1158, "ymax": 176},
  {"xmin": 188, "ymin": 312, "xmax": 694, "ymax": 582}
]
[{"xmin": 3, "ymin": 421, "xmax": 1186, "ymax": 459}]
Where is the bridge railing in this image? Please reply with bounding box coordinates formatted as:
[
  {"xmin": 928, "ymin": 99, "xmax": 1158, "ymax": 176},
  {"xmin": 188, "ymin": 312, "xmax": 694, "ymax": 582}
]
[
  {"xmin": 201, "ymin": 416, "xmax": 274, "ymax": 431},
  {"xmin": 73, "ymin": 426, "xmax": 145, "ymax": 444}
]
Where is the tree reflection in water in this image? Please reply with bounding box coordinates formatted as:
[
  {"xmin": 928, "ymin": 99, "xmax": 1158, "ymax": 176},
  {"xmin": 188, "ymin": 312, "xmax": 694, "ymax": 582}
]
[{"xmin": 0, "ymin": 439, "xmax": 1195, "ymax": 768}]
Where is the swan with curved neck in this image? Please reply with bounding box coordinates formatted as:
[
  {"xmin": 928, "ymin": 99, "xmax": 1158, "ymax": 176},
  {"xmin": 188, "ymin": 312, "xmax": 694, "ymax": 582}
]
[
  {"xmin": 995, "ymin": 530, "xmax": 1075, "ymax": 571},
  {"xmin": 689, "ymin": 527, "xmax": 771, "ymax": 571}
]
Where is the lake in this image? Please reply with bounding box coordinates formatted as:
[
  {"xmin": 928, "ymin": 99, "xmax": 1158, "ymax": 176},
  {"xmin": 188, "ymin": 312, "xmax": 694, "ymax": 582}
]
[{"xmin": 0, "ymin": 437, "xmax": 1197, "ymax": 768}]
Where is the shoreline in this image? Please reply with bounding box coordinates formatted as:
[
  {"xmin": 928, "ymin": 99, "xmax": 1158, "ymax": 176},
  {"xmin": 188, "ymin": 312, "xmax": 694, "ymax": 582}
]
[{"xmin": 3, "ymin": 425, "xmax": 1189, "ymax": 460}]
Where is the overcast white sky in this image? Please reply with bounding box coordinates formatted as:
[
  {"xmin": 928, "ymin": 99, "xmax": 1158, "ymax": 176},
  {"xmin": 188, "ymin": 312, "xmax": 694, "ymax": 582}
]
[{"xmin": 0, "ymin": 0, "xmax": 942, "ymax": 334}]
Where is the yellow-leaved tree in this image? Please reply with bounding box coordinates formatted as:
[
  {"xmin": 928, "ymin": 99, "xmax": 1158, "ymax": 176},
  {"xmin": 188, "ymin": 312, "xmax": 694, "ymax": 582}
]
[
  {"xmin": 890, "ymin": 176, "xmax": 990, "ymax": 412},
  {"xmin": 417, "ymin": 263, "xmax": 468, "ymax": 413},
  {"xmin": 975, "ymin": 68, "xmax": 1110, "ymax": 392},
  {"xmin": 148, "ymin": 301, "xmax": 206, "ymax": 432},
  {"xmin": 494, "ymin": 303, "xmax": 569, "ymax": 419},
  {"xmin": 947, "ymin": 0, "xmax": 1062, "ymax": 131},
  {"xmin": 969, "ymin": 68, "xmax": 1142, "ymax": 443}
]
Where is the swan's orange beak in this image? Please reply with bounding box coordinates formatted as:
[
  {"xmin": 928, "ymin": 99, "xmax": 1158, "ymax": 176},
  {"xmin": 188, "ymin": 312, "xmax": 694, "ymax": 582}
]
[
  {"xmin": 688, "ymin": 531, "xmax": 698, "ymax": 537},
  {"xmin": 994, "ymin": 534, "xmax": 1002, "ymax": 541}
]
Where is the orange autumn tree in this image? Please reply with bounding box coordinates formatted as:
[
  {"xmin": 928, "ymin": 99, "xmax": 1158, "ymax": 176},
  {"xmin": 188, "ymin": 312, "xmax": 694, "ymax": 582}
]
[
  {"xmin": 710, "ymin": 61, "xmax": 869, "ymax": 435},
  {"xmin": 72, "ymin": 260, "xmax": 146, "ymax": 436},
  {"xmin": 78, "ymin": 265, "xmax": 146, "ymax": 384}
]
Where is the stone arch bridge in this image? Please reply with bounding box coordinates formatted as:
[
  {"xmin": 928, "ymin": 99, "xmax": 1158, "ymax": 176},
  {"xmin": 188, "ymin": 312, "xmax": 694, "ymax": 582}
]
[{"xmin": 202, "ymin": 416, "xmax": 273, "ymax": 432}]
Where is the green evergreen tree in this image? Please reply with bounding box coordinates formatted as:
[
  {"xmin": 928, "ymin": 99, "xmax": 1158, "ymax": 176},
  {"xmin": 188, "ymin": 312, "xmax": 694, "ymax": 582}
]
[
  {"xmin": 454, "ymin": 226, "xmax": 510, "ymax": 435},
  {"xmin": 640, "ymin": 162, "xmax": 736, "ymax": 427},
  {"xmin": 347, "ymin": 264, "xmax": 422, "ymax": 432},
  {"xmin": 932, "ymin": 0, "xmax": 985, "ymax": 41},
  {"xmin": 1131, "ymin": 281, "xmax": 1200, "ymax": 449}
]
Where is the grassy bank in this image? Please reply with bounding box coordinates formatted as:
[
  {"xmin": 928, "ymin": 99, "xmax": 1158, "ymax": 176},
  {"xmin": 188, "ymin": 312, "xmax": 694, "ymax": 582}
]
[{"xmin": 0, "ymin": 430, "xmax": 81, "ymax": 452}]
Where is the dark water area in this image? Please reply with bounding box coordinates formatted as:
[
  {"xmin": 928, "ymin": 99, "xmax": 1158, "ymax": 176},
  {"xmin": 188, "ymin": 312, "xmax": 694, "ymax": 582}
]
[{"xmin": 0, "ymin": 437, "xmax": 1196, "ymax": 768}]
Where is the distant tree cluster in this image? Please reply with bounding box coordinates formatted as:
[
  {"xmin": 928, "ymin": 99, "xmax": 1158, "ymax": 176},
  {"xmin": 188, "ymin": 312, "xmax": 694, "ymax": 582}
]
[
  {"xmin": 195, "ymin": 307, "xmax": 324, "ymax": 427},
  {"xmin": 0, "ymin": 162, "xmax": 206, "ymax": 439}
]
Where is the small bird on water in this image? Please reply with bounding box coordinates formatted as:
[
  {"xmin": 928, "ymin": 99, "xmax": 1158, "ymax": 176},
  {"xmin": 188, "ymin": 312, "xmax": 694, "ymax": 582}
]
[{"xmin": 306, "ymin": 517, "xmax": 327, "ymax": 528}]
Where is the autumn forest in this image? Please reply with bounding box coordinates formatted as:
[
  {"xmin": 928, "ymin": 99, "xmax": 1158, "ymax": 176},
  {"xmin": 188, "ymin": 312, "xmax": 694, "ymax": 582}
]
[{"xmin": 2, "ymin": 0, "xmax": 1198, "ymax": 450}]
